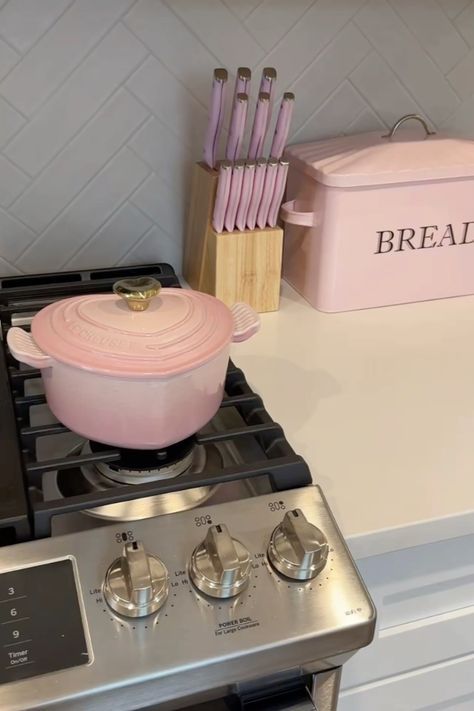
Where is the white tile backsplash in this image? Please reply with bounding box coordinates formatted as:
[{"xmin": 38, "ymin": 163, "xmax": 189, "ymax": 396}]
[{"xmin": 0, "ymin": 0, "xmax": 473, "ymax": 276}]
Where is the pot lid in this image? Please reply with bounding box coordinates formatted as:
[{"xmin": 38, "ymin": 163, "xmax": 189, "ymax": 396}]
[
  {"xmin": 285, "ymin": 114, "xmax": 474, "ymax": 188},
  {"xmin": 31, "ymin": 277, "xmax": 234, "ymax": 377}
]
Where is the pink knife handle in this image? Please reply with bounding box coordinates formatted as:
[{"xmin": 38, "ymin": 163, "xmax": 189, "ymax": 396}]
[
  {"xmin": 226, "ymin": 93, "xmax": 248, "ymax": 162},
  {"xmin": 259, "ymin": 68, "xmax": 276, "ymax": 132},
  {"xmin": 257, "ymin": 159, "xmax": 278, "ymax": 229},
  {"xmin": 267, "ymin": 160, "xmax": 289, "ymax": 228},
  {"xmin": 224, "ymin": 160, "xmax": 245, "ymax": 232},
  {"xmin": 246, "ymin": 159, "xmax": 266, "ymax": 230},
  {"xmin": 212, "ymin": 160, "xmax": 232, "ymax": 233},
  {"xmin": 270, "ymin": 92, "xmax": 294, "ymax": 160},
  {"xmin": 235, "ymin": 162, "xmax": 255, "ymax": 232},
  {"xmin": 203, "ymin": 69, "xmax": 228, "ymax": 169},
  {"xmin": 248, "ymin": 92, "xmax": 270, "ymax": 160}
]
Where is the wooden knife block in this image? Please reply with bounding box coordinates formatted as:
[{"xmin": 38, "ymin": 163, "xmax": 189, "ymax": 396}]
[{"xmin": 183, "ymin": 162, "xmax": 283, "ymax": 312}]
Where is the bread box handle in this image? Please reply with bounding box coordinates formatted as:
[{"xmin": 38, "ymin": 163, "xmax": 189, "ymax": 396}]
[
  {"xmin": 382, "ymin": 114, "xmax": 435, "ymax": 140},
  {"xmin": 280, "ymin": 200, "xmax": 317, "ymax": 227}
]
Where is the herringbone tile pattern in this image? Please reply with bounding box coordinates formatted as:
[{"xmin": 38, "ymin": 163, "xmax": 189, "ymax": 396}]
[{"xmin": 0, "ymin": 0, "xmax": 473, "ymax": 275}]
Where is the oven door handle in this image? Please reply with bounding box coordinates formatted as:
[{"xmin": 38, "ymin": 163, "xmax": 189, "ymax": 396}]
[{"xmin": 236, "ymin": 668, "xmax": 341, "ymax": 711}]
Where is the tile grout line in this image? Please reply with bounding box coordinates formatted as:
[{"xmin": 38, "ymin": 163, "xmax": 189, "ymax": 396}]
[
  {"xmin": 352, "ymin": 16, "xmax": 442, "ymax": 128},
  {"xmin": 0, "ymin": 0, "xmax": 75, "ymax": 97},
  {"xmin": 13, "ymin": 108, "xmax": 152, "ymax": 263},
  {"xmin": 0, "ymin": 205, "xmax": 36, "ymax": 236},
  {"xmin": 7, "ymin": 82, "xmax": 151, "ymax": 214},
  {"xmin": 0, "ymin": 3, "xmax": 138, "ymax": 120},
  {"xmin": 59, "ymin": 172, "xmax": 153, "ymax": 270},
  {"xmin": 346, "ymin": 77, "xmax": 388, "ymax": 129},
  {"xmin": 114, "ymin": 224, "xmax": 159, "ymax": 266},
  {"xmin": 385, "ymin": 0, "xmax": 467, "ymax": 98},
  {"xmin": 128, "ymin": 194, "xmax": 178, "ymax": 245},
  {"xmin": 2, "ymin": 49, "xmax": 151, "ymax": 179},
  {"xmin": 122, "ymin": 21, "xmax": 210, "ymax": 114},
  {"xmin": 243, "ymin": 0, "xmax": 318, "ymax": 55},
  {"xmin": 125, "ymin": 74, "xmax": 203, "ymax": 154}
]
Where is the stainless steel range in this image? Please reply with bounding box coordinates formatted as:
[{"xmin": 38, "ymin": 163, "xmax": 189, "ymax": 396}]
[{"xmin": 0, "ymin": 264, "xmax": 375, "ymax": 711}]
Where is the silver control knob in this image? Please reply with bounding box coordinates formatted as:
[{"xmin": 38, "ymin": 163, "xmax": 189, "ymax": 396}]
[
  {"xmin": 268, "ymin": 509, "xmax": 329, "ymax": 581},
  {"xmin": 103, "ymin": 540, "xmax": 169, "ymax": 617},
  {"xmin": 190, "ymin": 524, "xmax": 251, "ymax": 598}
]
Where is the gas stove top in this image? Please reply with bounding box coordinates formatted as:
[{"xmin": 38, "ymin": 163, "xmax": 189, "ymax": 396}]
[
  {"xmin": 0, "ymin": 263, "xmax": 310, "ymax": 541},
  {"xmin": 0, "ymin": 264, "xmax": 375, "ymax": 711}
]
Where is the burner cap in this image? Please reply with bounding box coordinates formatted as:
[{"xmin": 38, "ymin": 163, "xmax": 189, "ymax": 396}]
[{"xmin": 89, "ymin": 436, "xmax": 196, "ymax": 473}]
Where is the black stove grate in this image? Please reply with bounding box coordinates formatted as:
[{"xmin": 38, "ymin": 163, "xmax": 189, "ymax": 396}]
[{"xmin": 0, "ymin": 264, "xmax": 311, "ymax": 541}]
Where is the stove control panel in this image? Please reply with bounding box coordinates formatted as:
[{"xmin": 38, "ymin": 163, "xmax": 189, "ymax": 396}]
[
  {"xmin": 267, "ymin": 508, "xmax": 329, "ymax": 580},
  {"xmin": 0, "ymin": 560, "xmax": 88, "ymax": 684},
  {"xmin": 0, "ymin": 487, "xmax": 376, "ymax": 711}
]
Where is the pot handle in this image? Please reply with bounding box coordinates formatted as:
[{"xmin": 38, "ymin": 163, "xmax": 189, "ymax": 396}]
[
  {"xmin": 231, "ymin": 304, "xmax": 260, "ymax": 343},
  {"xmin": 7, "ymin": 327, "xmax": 54, "ymax": 369},
  {"xmin": 280, "ymin": 200, "xmax": 317, "ymax": 227}
]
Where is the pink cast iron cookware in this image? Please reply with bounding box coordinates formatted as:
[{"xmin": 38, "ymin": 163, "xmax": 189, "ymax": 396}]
[{"xmin": 7, "ymin": 277, "xmax": 260, "ymax": 450}]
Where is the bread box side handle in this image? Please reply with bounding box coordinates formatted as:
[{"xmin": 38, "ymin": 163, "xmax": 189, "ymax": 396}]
[{"xmin": 280, "ymin": 200, "xmax": 317, "ymax": 227}]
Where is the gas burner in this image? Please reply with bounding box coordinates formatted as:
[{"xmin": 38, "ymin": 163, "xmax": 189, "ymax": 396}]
[
  {"xmin": 55, "ymin": 441, "xmax": 224, "ymax": 522},
  {"xmin": 86, "ymin": 437, "xmax": 197, "ymax": 485}
]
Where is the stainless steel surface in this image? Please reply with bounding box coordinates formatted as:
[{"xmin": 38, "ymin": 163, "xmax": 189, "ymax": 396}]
[
  {"xmin": 46, "ymin": 441, "xmax": 224, "ymax": 522},
  {"xmin": 382, "ymin": 113, "xmax": 435, "ymax": 139},
  {"xmin": 190, "ymin": 523, "xmax": 251, "ymax": 598},
  {"xmin": 311, "ymin": 668, "xmax": 341, "ymax": 711},
  {"xmin": 0, "ymin": 486, "xmax": 375, "ymax": 711},
  {"xmin": 103, "ymin": 541, "xmax": 169, "ymax": 618},
  {"xmin": 268, "ymin": 508, "xmax": 329, "ymax": 581}
]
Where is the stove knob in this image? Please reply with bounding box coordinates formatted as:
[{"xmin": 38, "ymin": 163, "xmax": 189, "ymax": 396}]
[
  {"xmin": 103, "ymin": 541, "xmax": 169, "ymax": 618},
  {"xmin": 190, "ymin": 524, "xmax": 251, "ymax": 598},
  {"xmin": 268, "ymin": 509, "xmax": 329, "ymax": 581}
]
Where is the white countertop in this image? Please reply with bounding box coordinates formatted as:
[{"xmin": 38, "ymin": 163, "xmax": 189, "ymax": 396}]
[{"xmin": 230, "ymin": 282, "xmax": 474, "ymax": 559}]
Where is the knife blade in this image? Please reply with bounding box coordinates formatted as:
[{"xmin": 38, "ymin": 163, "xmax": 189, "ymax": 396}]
[
  {"xmin": 257, "ymin": 158, "xmax": 278, "ymax": 228},
  {"xmin": 225, "ymin": 92, "xmax": 248, "ymax": 162},
  {"xmin": 270, "ymin": 92, "xmax": 295, "ymax": 160},
  {"xmin": 235, "ymin": 161, "xmax": 256, "ymax": 232},
  {"xmin": 267, "ymin": 159, "xmax": 289, "ymax": 228},
  {"xmin": 224, "ymin": 160, "xmax": 245, "ymax": 232},
  {"xmin": 203, "ymin": 68, "xmax": 228, "ymax": 170},
  {"xmin": 234, "ymin": 67, "xmax": 251, "ymax": 97},
  {"xmin": 246, "ymin": 158, "xmax": 267, "ymax": 230},
  {"xmin": 212, "ymin": 160, "xmax": 232, "ymax": 233},
  {"xmin": 248, "ymin": 91, "xmax": 270, "ymax": 160}
]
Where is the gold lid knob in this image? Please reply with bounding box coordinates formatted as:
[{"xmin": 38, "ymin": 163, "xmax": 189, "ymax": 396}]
[{"xmin": 113, "ymin": 276, "xmax": 161, "ymax": 312}]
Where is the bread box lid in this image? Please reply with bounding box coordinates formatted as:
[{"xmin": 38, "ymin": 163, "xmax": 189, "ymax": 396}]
[{"xmin": 285, "ymin": 114, "xmax": 474, "ymax": 188}]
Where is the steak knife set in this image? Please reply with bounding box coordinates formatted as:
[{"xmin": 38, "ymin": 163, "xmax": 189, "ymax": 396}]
[{"xmin": 203, "ymin": 67, "xmax": 294, "ymax": 233}]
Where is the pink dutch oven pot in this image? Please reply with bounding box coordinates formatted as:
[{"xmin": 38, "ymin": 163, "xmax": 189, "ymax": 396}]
[{"xmin": 7, "ymin": 277, "xmax": 260, "ymax": 450}]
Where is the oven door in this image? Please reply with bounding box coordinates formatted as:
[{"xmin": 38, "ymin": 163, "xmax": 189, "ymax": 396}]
[{"xmin": 179, "ymin": 668, "xmax": 342, "ymax": 711}]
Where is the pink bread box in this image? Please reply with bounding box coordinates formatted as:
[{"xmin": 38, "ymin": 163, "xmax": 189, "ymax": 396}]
[{"xmin": 281, "ymin": 114, "xmax": 474, "ymax": 312}]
